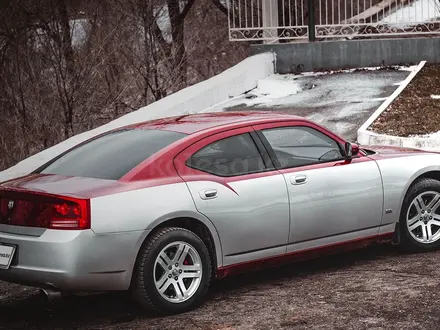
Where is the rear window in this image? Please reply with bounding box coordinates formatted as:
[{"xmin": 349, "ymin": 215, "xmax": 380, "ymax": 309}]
[{"xmin": 36, "ymin": 129, "xmax": 186, "ymax": 180}]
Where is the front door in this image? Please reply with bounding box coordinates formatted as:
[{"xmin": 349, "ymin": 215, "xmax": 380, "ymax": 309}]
[
  {"xmin": 253, "ymin": 122, "xmax": 384, "ymax": 252},
  {"xmin": 174, "ymin": 127, "xmax": 290, "ymax": 267}
]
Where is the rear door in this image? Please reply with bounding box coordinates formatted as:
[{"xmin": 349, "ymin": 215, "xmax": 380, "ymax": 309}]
[
  {"xmin": 253, "ymin": 121, "xmax": 384, "ymax": 252},
  {"xmin": 174, "ymin": 127, "xmax": 290, "ymax": 267}
]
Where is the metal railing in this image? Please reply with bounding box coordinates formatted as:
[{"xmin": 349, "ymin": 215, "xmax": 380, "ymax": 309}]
[
  {"xmin": 227, "ymin": 0, "xmax": 309, "ymax": 41},
  {"xmin": 226, "ymin": 0, "xmax": 440, "ymax": 41}
]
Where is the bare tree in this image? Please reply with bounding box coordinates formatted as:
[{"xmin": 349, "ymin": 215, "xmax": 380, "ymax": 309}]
[{"xmin": 0, "ymin": 0, "xmax": 248, "ymax": 172}]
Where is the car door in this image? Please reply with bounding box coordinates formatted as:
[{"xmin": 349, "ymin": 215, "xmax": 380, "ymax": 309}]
[
  {"xmin": 174, "ymin": 127, "xmax": 290, "ymax": 267},
  {"xmin": 253, "ymin": 121, "xmax": 384, "ymax": 253}
]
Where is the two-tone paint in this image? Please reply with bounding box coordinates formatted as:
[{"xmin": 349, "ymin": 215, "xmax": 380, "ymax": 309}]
[{"xmin": 0, "ymin": 111, "xmax": 440, "ymax": 292}]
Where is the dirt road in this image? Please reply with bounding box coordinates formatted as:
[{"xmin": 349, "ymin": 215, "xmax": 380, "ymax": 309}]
[{"xmin": 1, "ymin": 244, "xmax": 440, "ymax": 330}]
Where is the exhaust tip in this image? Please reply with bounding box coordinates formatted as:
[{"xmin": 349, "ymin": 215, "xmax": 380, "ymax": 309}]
[{"xmin": 39, "ymin": 288, "xmax": 63, "ymax": 302}]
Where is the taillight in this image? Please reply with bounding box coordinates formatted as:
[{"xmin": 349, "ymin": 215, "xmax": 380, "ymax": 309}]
[
  {"xmin": 50, "ymin": 199, "xmax": 90, "ymax": 230},
  {"xmin": 0, "ymin": 189, "xmax": 90, "ymax": 230}
]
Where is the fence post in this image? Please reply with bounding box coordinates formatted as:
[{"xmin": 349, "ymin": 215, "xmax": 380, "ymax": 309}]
[
  {"xmin": 308, "ymin": 0, "xmax": 316, "ymax": 42},
  {"xmin": 262, "ymin": 0, "xmax": 279, "ymax": 43}
]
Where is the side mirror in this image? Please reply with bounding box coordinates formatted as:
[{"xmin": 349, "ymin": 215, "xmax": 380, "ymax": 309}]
[
  {"xmin": 345, "ymin": 142, "xmax": 353, "ymax": 159},
  {"xmin": 352, "ymin": 143, "xmax": 359, "ymax": 156},
  {"xmin": 344, "ymin": 142, "xmax": 359, "ymax": 159}
]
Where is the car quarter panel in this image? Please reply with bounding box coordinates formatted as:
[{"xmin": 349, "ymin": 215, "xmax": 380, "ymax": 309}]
[
  {"xmin": 90, "ymin": 182, "xmax": 223, "ymax": 268},
  {"xmin": 371, "ymin": 153, "xmax": 440, "ymax": 229}
]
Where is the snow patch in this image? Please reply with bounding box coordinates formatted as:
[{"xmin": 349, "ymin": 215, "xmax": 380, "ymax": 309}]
[
  {"xmin": 154, "ymin": 5, "xmax": 172, "ymax": 43},
  {"xmin": 411, "ymin": 130, "xmax": 440, "ymax": 138},
  {"xmin": 370, "ymin": 97, "xmax": 390, "ymax": 102},
  {"xmin": 381, "ymin": 0, "xmax": 440, "ymax": 28},
  {"xmin": 213, "ymin": 74, "xmax": 304, "ymax": 107},
  {"xmin": 154, "ymin": 1, "xmax": 196, "ymax": 43},
  {"xmin": 71, "ymin": 19, "xmax": 90, "ymax": 47},
  {"xmin": 33, "ymin": 19, "xmax": 90, "ymax": 50},
  {"xmin": 0, "ymin": 53, "xmax": 276, "ymax": 183},
  {"xmin": 299, "ymin": 65, "xmax": 418, "ymax": 76},
  {"xmin": 246, "ymin": 75, "xmax": 303, "ymax": 102},
  {"xmin": 431, "ymin": 94, "xmax": 440, "ymax": 99}
]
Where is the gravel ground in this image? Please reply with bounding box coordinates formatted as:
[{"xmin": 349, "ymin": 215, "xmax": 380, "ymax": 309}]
[
  {"xmin": 2, "ymin": 244, "xmax": 440, "ymax": 330},
  {"xmin": 372, "ymin": 64, "xmax": 440, "ymax": 137}
]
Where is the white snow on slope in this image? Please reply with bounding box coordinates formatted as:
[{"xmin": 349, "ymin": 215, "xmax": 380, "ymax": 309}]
[
  {"xmin": 0, "ymin": 52, "xmax": 275, "ymax": 183},
  {"xmin": 154, "ymin": 5, "xmax": 173, "ymax": 43},
  {"xmin": 0, "ymin": 63, "xmax": 414, "ymax": 183},
  {"xmin": 154, "ymin": 1, "xmax": 195, "ymax": 43},
  {"xmin": 71, "ymin": 19, "xmax": 90, "ymax": 46},
  {"xmin": 204, "ymin": 65, "xmax": 417, "ymax": 111},
  {"xmin": 431, "ymin": 94, "xmax": 440, "ymax": 99},
  {"xmin": 413, "ymin": 130, "xmax": 440, "ymax": 138},
  {"xmin": 243, "ymin": 75, "xmax": 303, "ymax": 106},
  {"xmin": 381, "ymin": 0, "xmax": 440, "ymax": 27}
]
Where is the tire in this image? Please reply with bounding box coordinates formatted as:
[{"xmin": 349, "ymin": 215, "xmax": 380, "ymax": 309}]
[
  {"xmin": 400, "ymin": 178, "xmax": 440, "ymax": 252},
  {"xmin": 131, "ymin": 227, "xmax": 212, "ymax": 315}
]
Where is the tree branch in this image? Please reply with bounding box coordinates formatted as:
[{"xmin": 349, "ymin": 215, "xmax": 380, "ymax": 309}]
[
  {"xmin": 181, "ymin": 0, "xmax": 196, "ymax": 20},
  {"xmin": 211, "ymin": 0, "xmax": 228, "ymax": 16}
]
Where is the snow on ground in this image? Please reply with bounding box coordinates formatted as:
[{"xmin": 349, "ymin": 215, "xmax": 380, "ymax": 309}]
[
  {"xmin": 154, "ymin": 5, "xmax": 173, "ymax": 43},
  {"xmin": 205, "ymin": 66, "xmax": 416, "ymax": 112},
  {"xmin": 205, "ymin": 66, "xmax": 414, "ymax": 142},
  {"xmin": 413, "ymin": 130, "xmax": 440, "ymax": 138},
  {"xmin": 431, "ymin": 94, "xmax": 440, "ymax": 99},
  {"xmin": 71, "ymin": 19, "xmax": 90, "ymax": 47},
  {"xmin": 236, "ymin": 75, "xmax": 303, "ymax": 106},
  {"xmin": 154, "ymin": 1, "xmax": 193, "ymax": 43},
  {"xmin": 381, "ymin": 0, "xmax": 440, "ymax": 27},
  {"xmin": 0, "ymin": 65, "xmax": 415, "ymax": 183}
]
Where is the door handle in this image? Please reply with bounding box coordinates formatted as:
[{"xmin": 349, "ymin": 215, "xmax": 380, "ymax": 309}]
[
  {"xmin": 200, "ymin": 189, "xmax": 218, "ymax": 200},
  {"xmin": 290, "ymin": 174, "xmax": 307, "ymax": 185}
]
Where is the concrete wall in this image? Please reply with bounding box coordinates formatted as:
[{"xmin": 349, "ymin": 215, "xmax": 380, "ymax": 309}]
[
  {"xmin": 251, "ymin": 37, "xmax": 440, "ymax": 73},
  {"xmin": 0, "ymin": 52, "xmax": 276, "ymax": 182}
]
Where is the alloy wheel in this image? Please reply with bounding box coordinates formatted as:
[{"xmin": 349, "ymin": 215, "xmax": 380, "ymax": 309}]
[
  {"xmin": 153, "ymin": 241, "xmax": 202, "ymax": 303},
  {"xmin": 406, "ymin": 191, "xmax": 440, "ymax": 244}
]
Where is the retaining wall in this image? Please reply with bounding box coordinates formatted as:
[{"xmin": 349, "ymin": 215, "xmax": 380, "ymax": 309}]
[{"xmin": 251, "ymin": 37, "xmax": 440, "ymax": 73}]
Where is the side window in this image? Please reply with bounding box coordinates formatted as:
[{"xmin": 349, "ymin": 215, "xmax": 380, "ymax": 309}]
[
  {"xmin": 187, "ymin": 133, "xmax": 266, "ymax": 177},
  {"xmin": 261, "ymin": 126, "xmax": 343, "ymax": 169}
]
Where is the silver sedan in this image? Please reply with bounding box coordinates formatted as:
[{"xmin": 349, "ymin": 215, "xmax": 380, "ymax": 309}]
[{"xmin": 1, "ymin": 111, "xmax": 440, "ymax": 315}]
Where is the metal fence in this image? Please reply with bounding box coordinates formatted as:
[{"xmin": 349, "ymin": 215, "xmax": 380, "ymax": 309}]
[{"xmin": 226, "ymin": 0, "xmax": 440, "ymax": 41}]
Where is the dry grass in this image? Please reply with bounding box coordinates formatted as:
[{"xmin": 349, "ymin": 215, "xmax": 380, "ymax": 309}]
[{"xmin": 371, "ymin": 64, "xmax": 440, "ymax": 137}]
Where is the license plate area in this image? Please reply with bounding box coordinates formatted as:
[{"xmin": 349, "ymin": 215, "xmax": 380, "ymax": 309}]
[{"xmin": 0, "ymin": 244, "xmax": 16, "ymax": 269}]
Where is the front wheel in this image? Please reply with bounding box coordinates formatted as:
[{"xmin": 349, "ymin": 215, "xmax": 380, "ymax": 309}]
[
  {"xmin": 131, "ymin": 227, "xmax": 212, "ymax": 315},
  {"xmin": 400, "ymin": 178, "xmax": 440, "ymax": 252}
]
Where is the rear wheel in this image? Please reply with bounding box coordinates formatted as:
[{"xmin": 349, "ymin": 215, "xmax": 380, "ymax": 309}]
[
  {"xmin": 131, "ymin": 227, "xmax": 212, "ymax": 315},
  {"xmin": 400, "ymin": 178, "xmax": 440, "ymax": 252}
]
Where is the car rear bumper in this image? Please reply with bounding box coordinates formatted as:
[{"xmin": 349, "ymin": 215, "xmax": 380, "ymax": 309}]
[{"xmin": 0, "ymin": 228, "xmax": 147, "ymax": 292}]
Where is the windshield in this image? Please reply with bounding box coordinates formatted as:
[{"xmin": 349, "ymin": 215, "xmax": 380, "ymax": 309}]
[{"xmin": 36, "ymin": 129, "xmax": 187, "ymax": 180}]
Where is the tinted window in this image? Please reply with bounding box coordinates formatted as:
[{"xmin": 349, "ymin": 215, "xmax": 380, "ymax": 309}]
[
  {"xmin": 187, "ymin": 133, "xmax": 266, "ymax": 177},
  {"xmin": 38, "ymin": 129, "xmax": 186, "ymax": 180},
  {"xmin": 261, "ymin": 126, "xmax": 343, "ymax": 169}
]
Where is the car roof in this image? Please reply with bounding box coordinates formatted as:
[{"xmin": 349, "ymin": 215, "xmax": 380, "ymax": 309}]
[{"xmin": 124, "ymin": 111, "xmax": 304, "ymax": 134}]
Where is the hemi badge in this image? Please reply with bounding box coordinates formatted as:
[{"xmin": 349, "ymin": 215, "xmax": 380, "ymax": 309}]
[{"xmin": 385, "ymin": 209, "xmax": 393, "ymax": 214}]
